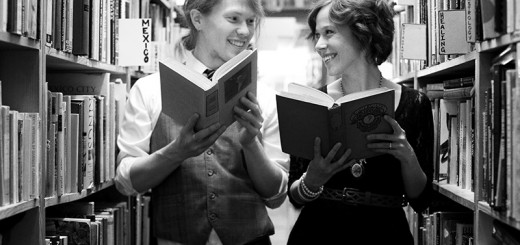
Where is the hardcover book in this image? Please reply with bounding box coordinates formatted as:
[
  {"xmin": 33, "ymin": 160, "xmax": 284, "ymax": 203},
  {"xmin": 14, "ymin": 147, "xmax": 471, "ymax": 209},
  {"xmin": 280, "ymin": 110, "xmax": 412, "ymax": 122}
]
[
  {"xmin": 276, "ymin": 84, "xmax": 395, "ymax": 160},
  {"xmin": 159, "ymin": 49, "xmax": 257, "ymax": 131}
]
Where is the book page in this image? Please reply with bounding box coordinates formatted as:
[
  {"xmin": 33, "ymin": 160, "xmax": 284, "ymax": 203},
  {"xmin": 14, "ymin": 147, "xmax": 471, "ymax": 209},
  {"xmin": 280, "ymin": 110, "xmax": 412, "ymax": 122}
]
[
  {"xmin": 214, "ymin": 49, "xmax": 254, "ymax": 79},
  {"xmin": 159, "ymin": 58, "xmax": 214, "ymax": 90},
  {"xmin": 285, "ymin": 83, "xmax": 334, "ymax": 107}
]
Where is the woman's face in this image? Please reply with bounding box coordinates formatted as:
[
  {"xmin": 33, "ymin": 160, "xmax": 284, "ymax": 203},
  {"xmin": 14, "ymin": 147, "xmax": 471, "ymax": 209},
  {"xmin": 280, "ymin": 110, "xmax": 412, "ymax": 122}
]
[
  {"xmin": 314, "ymin": 4, "xmax": 364, "ymax": 76},
  {"xmin": 195, "ymin": 0, "xmax": 257, "ymax": 67}
]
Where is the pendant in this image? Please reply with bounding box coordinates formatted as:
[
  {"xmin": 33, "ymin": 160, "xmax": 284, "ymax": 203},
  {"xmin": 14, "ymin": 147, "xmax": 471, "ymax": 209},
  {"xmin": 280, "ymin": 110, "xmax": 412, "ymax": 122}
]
[{"xmin": 351, "ymin": 159, "xmax": 366, "ymax": 178}]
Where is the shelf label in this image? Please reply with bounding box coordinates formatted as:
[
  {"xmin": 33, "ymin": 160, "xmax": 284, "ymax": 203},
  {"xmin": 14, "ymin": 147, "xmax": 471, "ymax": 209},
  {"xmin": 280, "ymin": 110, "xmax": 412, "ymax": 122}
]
[{"xmin": 118, "ymin": 18, "xmax": 153, "ymax": 66}]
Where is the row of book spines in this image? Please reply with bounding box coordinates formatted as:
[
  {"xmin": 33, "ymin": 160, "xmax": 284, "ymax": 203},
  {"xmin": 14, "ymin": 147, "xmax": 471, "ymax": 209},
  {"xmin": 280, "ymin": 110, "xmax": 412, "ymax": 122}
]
[
  {"xmin": 44, "ymin": 0, "xmax": 175, "ymax": 66},
  {"xmin": 425, "ymin": 77, "xmax": 475, "ymax": 100},
  {"xmin": 46, "ymin": 0, "xmax": 122, "ymax": 64},
  {"xmin": 45, "ymin": 201, "xmax": 136, "ymax": 245},
  {"xmin": 394, "ymin": 0, "xmax": 520, "ymax": 76},
  {"xmin": 419, "ymin": 211, "xmax": 474, "ymax": 245},
  {"xmin": 0, "ymin": 0, "xmax": 39, "ymax": 39},
  {"xmin": 481, "ymin": 66, "xmax": 520, "ymax": 221},
  {"xmin": 433, "ymin": 96, "xmax": 475, "ymax": 191},
  {"xmin": 0, "ymin": 105, "xmax": 41, "ymax": 206},
  {"xmin": 44, "ymin": 90, "xmax": 121, "ymax": 198}
]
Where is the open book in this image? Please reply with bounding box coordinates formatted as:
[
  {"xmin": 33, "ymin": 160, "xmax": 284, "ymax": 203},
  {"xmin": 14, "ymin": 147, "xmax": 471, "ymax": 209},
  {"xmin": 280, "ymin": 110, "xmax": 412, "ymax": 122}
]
[
  {"xmin": 159, "ymin": 49, "xmax": 257, "ymax": 130},
  {"xmin": 276, "ymin": 83, "xmax": 395, "ymax": 160}
]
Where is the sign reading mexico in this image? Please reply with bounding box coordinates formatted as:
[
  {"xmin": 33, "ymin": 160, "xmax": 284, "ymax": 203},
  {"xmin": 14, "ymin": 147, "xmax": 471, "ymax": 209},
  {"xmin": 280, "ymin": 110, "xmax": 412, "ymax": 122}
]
[{"xmin": 117, "ymin": 18, "xmax": 152, "ymax": 66}]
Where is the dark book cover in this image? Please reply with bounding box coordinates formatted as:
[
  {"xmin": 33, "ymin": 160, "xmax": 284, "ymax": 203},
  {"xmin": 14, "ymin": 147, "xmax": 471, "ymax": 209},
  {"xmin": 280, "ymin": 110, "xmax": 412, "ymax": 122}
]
[
  {"xmin": 72, "ymin": 0, "xmax": 90, "ymax": 55},
  {"xmin": 277, "ymin": 86, "xmax": 394, "ymax": 160}
]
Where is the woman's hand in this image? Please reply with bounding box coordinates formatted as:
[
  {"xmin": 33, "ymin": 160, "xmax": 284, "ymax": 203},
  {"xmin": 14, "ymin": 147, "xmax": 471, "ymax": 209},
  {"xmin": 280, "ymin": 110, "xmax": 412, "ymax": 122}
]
[
  {"xmin": 304, "ymin": 138, "xmax": 355, "ymax": 190},
  {"xmin": 166, "ymin": 113, "xmax": 227, "ymax": 160},
  {"xmin": 366, "ymin": 115, "xmax": 418, "ymax": 164},
  {"xmin": 234, "ymin": 92, "xmax": 264, "ymax": 147}
]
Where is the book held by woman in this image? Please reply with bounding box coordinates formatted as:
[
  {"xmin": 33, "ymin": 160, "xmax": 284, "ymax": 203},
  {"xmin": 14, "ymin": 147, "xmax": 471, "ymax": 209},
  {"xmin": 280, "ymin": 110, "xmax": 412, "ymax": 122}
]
[{"xmin": 276, "ymin": 84, "xmax": 394, "ymax": 160}]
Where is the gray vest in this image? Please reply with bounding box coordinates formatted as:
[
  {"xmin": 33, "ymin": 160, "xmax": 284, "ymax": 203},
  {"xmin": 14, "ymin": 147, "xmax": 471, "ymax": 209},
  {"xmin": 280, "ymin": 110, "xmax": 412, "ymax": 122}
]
[{"xmin": 150, "ymin": 113, "xmax": 274, "ymax": 245}]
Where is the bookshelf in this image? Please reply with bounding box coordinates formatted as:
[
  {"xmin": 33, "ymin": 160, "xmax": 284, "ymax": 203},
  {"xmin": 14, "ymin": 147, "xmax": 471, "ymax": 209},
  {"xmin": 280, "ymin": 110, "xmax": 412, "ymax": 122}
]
[
  {"xmin": 393, "ymin": 1, "xmax": 520, "ymax": 244},
  {"xmin": 0, "ymin": 0, "xmax": 179, "ymax": 244}
]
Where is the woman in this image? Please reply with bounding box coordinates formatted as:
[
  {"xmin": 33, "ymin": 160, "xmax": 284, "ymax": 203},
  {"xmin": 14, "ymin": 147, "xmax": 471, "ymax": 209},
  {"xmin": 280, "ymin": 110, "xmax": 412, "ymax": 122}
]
[
  {"xmin": 114, "ymin": 0, "xmax": 288, "ymax": 244},
  {"xmin": 287, "ymin": 0, "xmax": 434, "ymax": 244}
]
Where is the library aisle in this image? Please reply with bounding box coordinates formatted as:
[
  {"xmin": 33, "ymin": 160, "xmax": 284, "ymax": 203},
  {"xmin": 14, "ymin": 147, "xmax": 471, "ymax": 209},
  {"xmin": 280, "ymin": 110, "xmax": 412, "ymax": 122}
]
[{"xmin": 268, "ymin": 199, "xmax": 300, "ymax": 245}]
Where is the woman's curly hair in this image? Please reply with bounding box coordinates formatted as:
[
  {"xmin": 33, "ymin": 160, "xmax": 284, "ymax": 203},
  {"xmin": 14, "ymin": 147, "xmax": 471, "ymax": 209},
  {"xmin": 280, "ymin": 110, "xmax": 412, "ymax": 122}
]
[{"xmin": 307, "ymin": 0, "xmax": 395, "ymax": 65}]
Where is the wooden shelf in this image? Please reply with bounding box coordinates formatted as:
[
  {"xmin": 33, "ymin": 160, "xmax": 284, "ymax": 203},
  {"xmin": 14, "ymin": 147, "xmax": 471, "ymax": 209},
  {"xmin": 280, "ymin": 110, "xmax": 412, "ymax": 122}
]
[
  {"xmin": 434, "ymin": 183, "xmax": 475, "ymax": 210},
  {"xmin": 478, "ymin": 201, "xmax": 520, "ymax": 230},
  {"xmin": 44, "ymin": 181, "xmax": 114, "ymax": 208},
  {"xmin": 0, "ymin": 199, "xmax": 39, "ymax": 220},
  {"xmin": 392, "ymin": 52, "xmax": 476, "ymax": 84},
  {"xmin": 416, "ymin": 51, "xmax": 477, "ymax": 79},
  {"xmin": 45, "ymin": 47, "xmax": 127, "ymax": 74},
  {"xmin": 478, "ymin": 31, "xmax": 520, "ymax": 52},
  {"xmin": 0, "ymin": 31, "xmax": 40, "ymax": 50},
  {"xmin": 392, "ymin": 72, "xmax": 415, "ymax": 84}
]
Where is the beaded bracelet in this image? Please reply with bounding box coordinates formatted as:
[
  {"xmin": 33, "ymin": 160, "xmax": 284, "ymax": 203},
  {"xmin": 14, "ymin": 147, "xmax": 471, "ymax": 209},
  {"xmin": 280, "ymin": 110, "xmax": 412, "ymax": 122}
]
[
  {"xmin": 298, "ymin": 173, "xmax": 323, "ymax": 201},
  {"xmin": 296, "ymin": 180, "xmax": 315, "ymax": 202}
]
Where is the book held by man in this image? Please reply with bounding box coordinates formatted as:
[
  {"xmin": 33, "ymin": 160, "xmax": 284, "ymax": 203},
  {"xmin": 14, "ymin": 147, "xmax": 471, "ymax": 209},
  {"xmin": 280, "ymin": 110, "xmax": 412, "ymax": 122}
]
[
  {"xmin": 159, "ymin": 49, "xmax": 257, "ymax": 130},
  {"xmin": 276, "ymin": 83, "xmax": 395, "ymax": 160}
]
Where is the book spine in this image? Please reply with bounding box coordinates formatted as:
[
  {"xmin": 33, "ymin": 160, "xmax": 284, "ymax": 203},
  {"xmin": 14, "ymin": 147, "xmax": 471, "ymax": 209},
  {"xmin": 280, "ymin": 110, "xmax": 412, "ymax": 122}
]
[
  {"xmin": 327, "ymin": 104, "xmax": 345, "ymax": 160},
  {"xmin": 1, "ymin": 106, "xmax": 10, "ymax": 205},
  {"xmin": 53, "ymin": 0, "xmax": 62, "ymax": 50},
  {"xmin": 72, "ymin": 0, "xmax": 90, "ymax": 55},
  {"xmin": 443, "ymin": 77, "xmax": 475, "ymax": 89},
  {"xmin": 9, "ymin": 111, "xmax": 19, "ymax": 204}
]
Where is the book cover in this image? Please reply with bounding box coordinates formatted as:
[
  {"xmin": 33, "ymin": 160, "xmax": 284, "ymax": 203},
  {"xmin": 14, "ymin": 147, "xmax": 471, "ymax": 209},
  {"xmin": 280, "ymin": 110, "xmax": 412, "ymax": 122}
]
[
  {"xmin": 0, "ymin": 106, "xmax": 10, "ymax": 205},
  {"xmin": 159, "ymin": 49, "xmax": 258, "ymax": 131},
  {"xmin": 401, "ymin": 23, "xmax": 427, "ymax": 60},
  {"xmin": 70, "ymin": 113, "xmax": 79, "ymax": 193},
  {"xmin": 438, "ymin": 99, "xmax": 458, "ymax": 184},
  {"xmin": 0, "ymin": 0, "xmax": 8, "ymax": 31},
  {"xmin": 8, "ymin": 110, "xmax": 19, "ymax": 204},
  {"xmin": 438, "ymin": 10, "xmax": 471, "ymax": 55},
  {"xmin": 276, "ymin": 84, "xmax": 395, "ymax": 160},
  {"xmin": 443, "ymin": 76, "xmax": 475, "ymax": 89},
  {"xmin": 72, "ymin": 0, "xmax": 90, "ymax": 55},
  {"xmin": 46, "ymin": 217, "xmax": 93, "ymax": 245},
  {"xmin": 26, "ymin": 112, "xmax": 40, "ymax": 199},
  {"xmin": 480, "ymin": 0, "xmax": 500, "ymax": 40}
]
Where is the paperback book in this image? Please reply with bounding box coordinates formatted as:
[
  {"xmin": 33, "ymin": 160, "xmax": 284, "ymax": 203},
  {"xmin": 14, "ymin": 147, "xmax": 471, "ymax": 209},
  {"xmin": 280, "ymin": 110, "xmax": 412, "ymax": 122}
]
[
  {"xmin": 159, "ymin": 49, "xmax": 257, "ymax": 130},
  {"xmin": 277, "ymin": 84, "xmax": 395, "ymax": 160}
]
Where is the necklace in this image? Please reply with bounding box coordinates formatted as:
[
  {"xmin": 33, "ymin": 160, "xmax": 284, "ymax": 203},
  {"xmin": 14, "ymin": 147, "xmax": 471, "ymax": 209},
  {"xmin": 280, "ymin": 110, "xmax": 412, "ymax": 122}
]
[
  {"xmin": 339, "ymin": 73, "xmax": 383, "ymax": 96},
  {"xmin": 339, "ymin": 72, "xmax": 383, "ymax": 178}
]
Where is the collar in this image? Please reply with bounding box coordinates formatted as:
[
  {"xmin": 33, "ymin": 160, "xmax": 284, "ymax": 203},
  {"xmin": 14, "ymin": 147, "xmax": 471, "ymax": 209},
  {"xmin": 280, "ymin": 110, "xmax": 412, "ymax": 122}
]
[{"xmin": 184, "ymin": 51, "xmax": 212, "ymax": 75}]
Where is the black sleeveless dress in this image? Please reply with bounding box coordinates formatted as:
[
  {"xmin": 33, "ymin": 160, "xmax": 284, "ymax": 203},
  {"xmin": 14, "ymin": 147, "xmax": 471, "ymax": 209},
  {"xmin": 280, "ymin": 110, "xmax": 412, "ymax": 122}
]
[{"xmin": 287, "ymin": 85, "xmax": 434, "ymax": 245}]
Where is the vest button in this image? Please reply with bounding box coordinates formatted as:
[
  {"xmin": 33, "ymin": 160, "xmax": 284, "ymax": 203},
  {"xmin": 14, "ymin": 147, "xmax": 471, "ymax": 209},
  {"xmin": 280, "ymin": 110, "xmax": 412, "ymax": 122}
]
[
  {"xmin": 208, "ymin": 170, "xmax": 214, "ymax": 176},
  {"xmin": 209, "ymin": 213, "xmax": 217, "ymax": 220},
  {"xmin": 207, "ymin": 149, "xmax": 214, "ymax": 155},
  {"xmin": 209, "ymin": 193, "xmax": 216, "ymax": 199}
]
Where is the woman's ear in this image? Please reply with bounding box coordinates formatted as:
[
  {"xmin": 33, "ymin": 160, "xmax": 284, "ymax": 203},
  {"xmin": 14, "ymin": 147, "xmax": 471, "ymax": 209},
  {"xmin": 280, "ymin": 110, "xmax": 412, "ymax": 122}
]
[{"xmin": 189, "ymin": 9, "xmax": 203, "ymax": 31}]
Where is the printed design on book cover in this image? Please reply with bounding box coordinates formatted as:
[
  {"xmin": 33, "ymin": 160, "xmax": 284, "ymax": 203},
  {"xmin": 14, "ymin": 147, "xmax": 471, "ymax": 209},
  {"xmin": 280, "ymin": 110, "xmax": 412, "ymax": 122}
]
[{"xmin": 349, "ymin": 103, "xmax": 388, "ymax": 132}]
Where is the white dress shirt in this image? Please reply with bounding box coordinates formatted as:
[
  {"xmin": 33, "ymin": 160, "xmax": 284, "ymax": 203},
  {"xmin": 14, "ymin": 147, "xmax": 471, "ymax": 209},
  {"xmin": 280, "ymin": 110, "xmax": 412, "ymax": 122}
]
[{"xmin": 114, "ymin": 51, "xmax": 289, "ymax": 245}]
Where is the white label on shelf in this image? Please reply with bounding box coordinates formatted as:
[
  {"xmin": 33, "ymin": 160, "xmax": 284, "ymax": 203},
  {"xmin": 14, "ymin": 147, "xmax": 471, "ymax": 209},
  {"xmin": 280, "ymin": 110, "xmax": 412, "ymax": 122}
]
[{"xmin": 118, "ymin": 18, "xmax": 153, "ymax": 66}]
